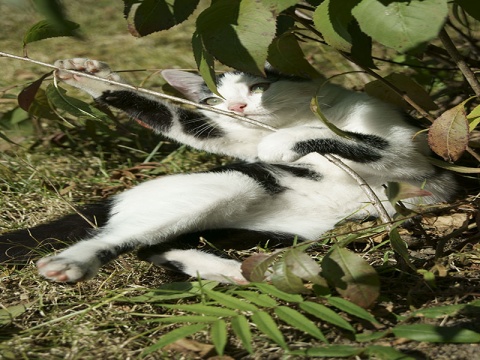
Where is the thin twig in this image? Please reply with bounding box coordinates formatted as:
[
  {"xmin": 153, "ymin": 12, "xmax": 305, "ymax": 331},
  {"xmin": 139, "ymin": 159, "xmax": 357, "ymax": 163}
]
[
  {"xmin": 438, "ymin": 28, "xmax": 480, "ymax": 96},
  {"xmin": 0, "ymin": 51, "xmax": 392, "ymax": 225}
]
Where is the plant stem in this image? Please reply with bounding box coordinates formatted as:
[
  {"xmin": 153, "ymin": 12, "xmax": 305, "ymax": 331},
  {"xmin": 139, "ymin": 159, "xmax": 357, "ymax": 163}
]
[{"xmin": 438, "ymin": 28, "xmax": 480, "ymax": 96}]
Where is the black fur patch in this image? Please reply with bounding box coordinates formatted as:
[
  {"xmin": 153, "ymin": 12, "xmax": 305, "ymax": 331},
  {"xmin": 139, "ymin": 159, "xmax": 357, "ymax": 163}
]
[
  {"xmin": 274, "ymin": 164, "xmax": 322, "ymax": 180},
  {"xmin": 97, "ymin": 90, "xmax": 174, "ymax": 133},
  {"xmin": 293, "ymin": 133, "xmax": 389, "ymax": 163},
  {"xmin": 209, "ymin": 162, "xmax": 285, "ymax": 194},
  {"xmin": 178, "ymin": 108, "xmax": 224, "ymax": 138}
]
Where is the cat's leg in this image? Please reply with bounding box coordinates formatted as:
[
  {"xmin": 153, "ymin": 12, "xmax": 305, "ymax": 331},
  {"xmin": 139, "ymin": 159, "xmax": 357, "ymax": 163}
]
[{"xmin": 37, "ymin": 171, "xmax": 268, "ymax": 283}]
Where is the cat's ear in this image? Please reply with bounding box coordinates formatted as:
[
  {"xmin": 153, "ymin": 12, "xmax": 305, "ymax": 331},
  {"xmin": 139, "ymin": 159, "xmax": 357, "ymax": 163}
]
[{"xmin": 161, "ymin": 70, "xmax": 206, "ymax": 102}]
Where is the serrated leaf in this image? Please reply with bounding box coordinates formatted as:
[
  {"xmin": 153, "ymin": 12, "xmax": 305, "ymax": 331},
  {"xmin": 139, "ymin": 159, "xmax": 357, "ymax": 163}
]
[
  {"xmin": 327, "ymin": 296, "xmax": 379, "ymax": 324},
  {"xmin": 126, "ymin": 0, "xmax": 199, "ymax": 37},
  {"xmin": 365, "ymin": 345, "xmax": 416, "ymax": 360},
  {"xmin": 196, "ymin": 0, "xmax": 276, "ymax": 75},
  {"xmin": 352, "ymin": 0, "xmax": 448, "ymax": 53},
  {"xmin": 18, "ymin": 72, "xmax": 52, "ymax": 112},
  {"xmin": 313, "ymin": 0, "xmax": 357, "ymax": 52},
  {"xmin": 251, "ymin": 311, "xmax": 287, "ymax": 349},
  {"xmin": 142, "ymin": 323, "xmax": 207, "ymax": 355},
  {"xmin": 210, "ymin": 319, "xmax": 227, "ymax": 355},
  {"xmin": 275, "ymin": 306, "xmax": 327, "ymax": 342},
  {"xmin": 321, "ymin": 247, "xmax": 380, "ymax": 308},
  {"xmin": 289, "ymin": 345, "xmax": 363, "ymax": 357},
  {"xmin": 162, "ymin": 304, "xmax": 238, "ymax": 317},
  {"xmin": 283, "ymin": 249, "xmax": 327, "ymax": 287},
  {"xmin": 23, "ymin": 19, "xmax": 79, "ymax": 45},
  {"xmin": 392, "ymin": 324, "xmax": 480, "ymax": 343},
  {"xmin": 299, "ymin": 301, "xmax": 355, "ymax": 332},
  {"xmin": 349, "ymin": 21, "xmax": 376, "ymax": 69},
  {"xmin": 365, "ymin": 73, "xmax": 438, "ymax": 110},
  {"xmin": 241, "ymin": 252, "xmax": 282, "ymax": 282},
  {"xmin": 454, "ymin": 0, "xmax": 480, "ymax": 21},
  {"xmin": 32, "ymin": 0, "xmax": 74, "ymax": 34},
  {"xmin": 27, "ymin": 88, "xmax": 58, "ymax": 120},
  {"xmin": 260, "ymin": 0, "xmax": 299, "ymax": 14},
  {"xmin": 271, "ymin": 256, "xmax": 308, "ymax": 294},
  {"xmin": 428, "ymin": 101, "xmax": 470, "ymax": 162},
  {"xmin": 203, "ymin": 289, "xmax": 258, "ymax": 312},
  {"xmin": 231, "ymin": 315, "xmax": 253, "ymax": 354},
  {"xmin": 267, "ymin": 33, "xmax": 320, "ymax": 78},
  {"xmin": 254, "ymin": 283, "xmax": 304, "ymax": 303},
  {"xmin": 234, "ymin": 291, "xmax": 278, "ymax": 308}
]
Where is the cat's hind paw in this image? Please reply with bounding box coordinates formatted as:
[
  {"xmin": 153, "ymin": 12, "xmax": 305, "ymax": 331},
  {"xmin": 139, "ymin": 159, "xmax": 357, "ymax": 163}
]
[
  {"xmin": 54, "ymin": 58, "xmax": 124, "ymax": 98},
  {"xmin": 37, "ymin": 256, "xmax": 98, "ymax": 282}
]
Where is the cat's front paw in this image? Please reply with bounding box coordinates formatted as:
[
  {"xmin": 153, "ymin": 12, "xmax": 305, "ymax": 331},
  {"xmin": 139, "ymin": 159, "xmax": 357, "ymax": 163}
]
[
  {"xmin": 257, "ymin": 131, "xmax": 303, "ymax": 163},
  {"xmin": 37, "ymin": 255, "xmax": 98, "ymax": 282},
  {"xmin": 54, "ymin": 58, "xmax": 124, "ymax": 98}
]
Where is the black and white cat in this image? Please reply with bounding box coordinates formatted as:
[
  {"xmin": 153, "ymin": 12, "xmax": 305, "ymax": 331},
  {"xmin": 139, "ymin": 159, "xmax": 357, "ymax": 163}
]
[{"xmin": 9, "ymin": 58, "xmax": 458, "ymax": 283}]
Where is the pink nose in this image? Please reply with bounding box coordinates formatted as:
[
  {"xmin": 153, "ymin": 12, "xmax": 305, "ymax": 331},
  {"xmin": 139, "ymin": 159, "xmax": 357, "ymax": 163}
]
[{"xmin": 229, "ymin": 103, "xmax": 247, "ymax": 113}]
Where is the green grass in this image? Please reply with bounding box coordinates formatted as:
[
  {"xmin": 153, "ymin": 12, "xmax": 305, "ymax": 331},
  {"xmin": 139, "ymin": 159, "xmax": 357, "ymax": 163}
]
[{"xmin": 1, "ymin": 1, "xmax": 480, "ymax": 359}]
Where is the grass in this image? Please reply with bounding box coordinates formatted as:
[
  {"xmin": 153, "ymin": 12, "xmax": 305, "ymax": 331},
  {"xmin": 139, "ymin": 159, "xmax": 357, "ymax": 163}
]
[{"xmin": 1, "ymin": 1, "xmax": 480, "ymax": 359}]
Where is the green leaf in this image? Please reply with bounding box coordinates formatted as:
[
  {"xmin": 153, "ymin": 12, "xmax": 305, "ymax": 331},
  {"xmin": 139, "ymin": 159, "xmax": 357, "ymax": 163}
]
[
  {"xmin": 210, "ymin": 319, "xmax": 227, "ymax": 355},
  {"xmin": 321, "ymin": 247, "xmax": 380, "ymax": 308},
  {"xmin": 364, "ymin": 73, "xmax": 438, "ymax": 111},
  {"xmin": 327, "ymin": 296, "xmax": 379, "ymax": 324},
  {"xmin": 271, "ymin": 255, "xmax": 308, "ymax": 294},
  {"xmin": 146, "ymin": 315, "xmax": 219, "ymax": 323},
  {"xmin": 203, "ymin": 289, "xmax": 258, "ymax": 312},
  {"xmin": 23, "ymin": 19, "xmax": 79, "ymax": 45},
  {"xmin": 428, "ymin": 157, "xmax": 480, "ymax": 174},
  {"xmin": 260, "ymin": 0, "xmax": 299, "ymax": 14},
  {"xmin": 27, "ymin": 88, "xmax": 58, "ymax": 120},
  {"xmin": 161, "ymin": 304, "xmax": 238, "ymax": 317},
  {"xmin": 352, "ymin": 0, "xmax": 449, "ymax": 53},
  {"xmin": 428, "ymin": 100, "xmax": 470, "ymax": 162},
  {"xmin": 410, "ymin": 303, "xmax": 479, "ymax": 319},
  {"xmin": 251, "ymin": 311, "xmax": 288, "ymax": 349},
  {"xmin": 274, "ymin": 306, "xmax": 327, "ymax": 342},
  {"xmin": 196, "ymin": 0, "xmax": 276, "ymax": 75},
  {"xmin": 234, "ymin": 291, "xmax": 278, "ymax": 308},
  {"xmin": 349, "ymin": 21, "xmax": 376, "ymax": 69},
  {"xmin": 267, "ymin": 33, "xmax": 320, "ymax": 78},
  {"xmin": 192, "ymin": 31, "xmax": 220, "ymax": 97},
  {"xmin": 142, "ymin": 323, "xmax": 207, "ymax": 355},
  {"xmin": 231, "ymin": 315, "xmax": 253, "ymax": 354},
  {"xmin": 454, "ymin": 0, "xmax": 480, "ymax": 21},
  {"xmin": 283, "ymin": 248, "xmax": 328, "ymax": 288},
  {"xmin": 388, "ymin": 227, "xmax": 415, "ymax": 271},
  {"xmin": 254, "ymin": 283, "xmax": 304, "ymax": 303},
  {"xmin": 313, "ymin": 0, "xmax": 357, "ymax": 52},
  {"xmin": 365, "ymin": 345, "xmax": 416, "ymax": 360},
  {"xmin": 0, "ymin": 303, "xmax": 31, "ymax": 325},
  {"xmin": 355, "ymin": 330, "xmax": 389, "ymax": 342},
  {"xmin": 392, "ymin": 324, "xmax": 480, "ymax": 343},
  {"xmin": 122, "ymin": 281, "xmax": 218, "ymax": 302},
  {"xmin": 32, "ymin": 0, "xmax": 79, "ymax": 35},
  {"xmin": 299, "ymin": 301, "xmax": 355, "ymax": 332},
  {"xmin": 386, "ymin": 182, "xmax": 432, "ymax": 204},
  {"xmin": 289, "ymin": 345, "xmax": 363, "ymax": 357},
  {"xmin": 467, "ymin": 104, "xmax": 480, "ymax": 132},
  {"xmin": 241, "ymin": 252, "xmax": 282, "ymax": 282},
  {"xmin": 45, "ymin": 84, "xmax": 111, "ymax": 123},
  {"xmin": 125, "ymin": 0, "xmax": 199, "ymax": 37}
]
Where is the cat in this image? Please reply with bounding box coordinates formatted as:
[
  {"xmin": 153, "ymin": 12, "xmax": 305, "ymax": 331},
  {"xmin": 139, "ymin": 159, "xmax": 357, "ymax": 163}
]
[{"xmin": 2, "ymin": 58, "xmax": 458, "ymax": 284}]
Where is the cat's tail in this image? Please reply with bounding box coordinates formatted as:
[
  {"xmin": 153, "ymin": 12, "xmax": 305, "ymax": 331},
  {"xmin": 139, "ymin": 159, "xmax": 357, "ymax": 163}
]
[{"xmin": 0, "ymin": 202, "xmax": 110, "ymax": 265}]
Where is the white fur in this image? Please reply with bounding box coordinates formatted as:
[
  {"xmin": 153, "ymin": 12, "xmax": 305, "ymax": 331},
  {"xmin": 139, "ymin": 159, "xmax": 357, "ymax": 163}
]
[{"xmin": 36, "ymin": 59, "xmax": 457, "ymax": 283}]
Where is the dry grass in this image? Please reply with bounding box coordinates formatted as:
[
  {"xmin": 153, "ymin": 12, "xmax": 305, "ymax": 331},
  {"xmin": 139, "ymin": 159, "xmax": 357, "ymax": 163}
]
[{"xmin": 1, "ymin": 1, "xmax": 480, "ymax": 359}]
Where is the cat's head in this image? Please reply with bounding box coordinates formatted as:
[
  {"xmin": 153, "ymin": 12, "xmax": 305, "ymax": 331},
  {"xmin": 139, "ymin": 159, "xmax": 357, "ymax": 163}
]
[{"xmin": 161, "ymin": 69, "xmax": 318, "ymax": 128}]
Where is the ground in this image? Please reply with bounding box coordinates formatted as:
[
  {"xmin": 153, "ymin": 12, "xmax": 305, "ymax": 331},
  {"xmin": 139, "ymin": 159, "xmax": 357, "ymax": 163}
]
[{"xmin": 1, "ymin": 1, "xmax": 480, "ymax": 359}]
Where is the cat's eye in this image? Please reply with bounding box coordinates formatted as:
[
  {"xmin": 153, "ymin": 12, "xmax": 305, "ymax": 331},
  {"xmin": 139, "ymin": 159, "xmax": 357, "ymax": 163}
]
[
  {"xmin": 202, "ymin": 97, "xmax": 224, "ymax": 106},
  {"xmin": 250, "ymin": 83, "xmax": 270, "ymax": 94}
]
